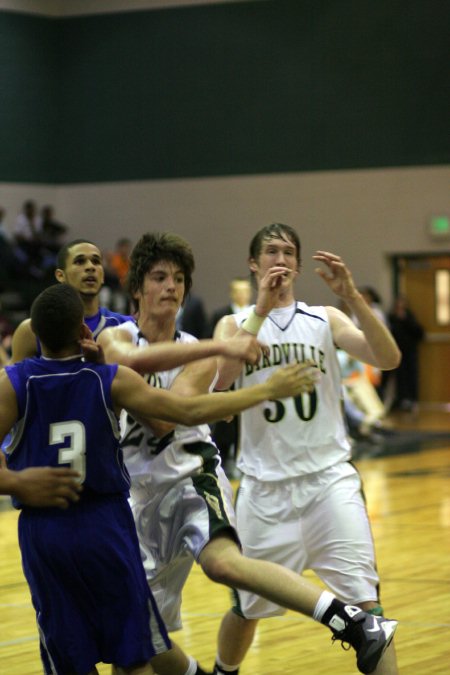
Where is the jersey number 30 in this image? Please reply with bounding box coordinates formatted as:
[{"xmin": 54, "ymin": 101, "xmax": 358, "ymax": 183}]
[
  {"xmin": 264, "ymin": 390, "xmax": 317, "ymax": 423},
  {"xmin": 50, "ymin": 421, "xmax": 86, "ymax": 483}
]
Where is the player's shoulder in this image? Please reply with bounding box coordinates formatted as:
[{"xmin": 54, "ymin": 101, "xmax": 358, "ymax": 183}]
[
  {"xmin": 99, "ymin": 307, "xmax": 133, "ymax": 324},
  {"xmin": 12, "ymin": 317, "xmax": 33, "ymax": 335},
  {"xmin": 229, "ymin": 305, "xmax": 253, "ymax": 328},
  {"xmin": 295, "ymin": 301, "xmax": 328, "ymax": 322},
  {"xmin": 10, "ymin": 318, "xmax": 38, "ymax": 363}
]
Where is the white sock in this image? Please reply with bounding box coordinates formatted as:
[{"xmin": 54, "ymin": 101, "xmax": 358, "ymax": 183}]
[
  {"xmin": 184, "ymin": 655, "xmax": 197, "ymax": 675},
  {"xmin": 216, "ymin": 655, "xmax": 241, "ymax": 672},
  {"xmin": 312, "ymin": 590, "xmax": 336, "ymax": 622}
]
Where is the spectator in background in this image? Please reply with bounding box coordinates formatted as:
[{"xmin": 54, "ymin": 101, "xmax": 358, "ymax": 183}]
[
  {"xmin": 36, "ymin": 205, "xmax": 70, "ymax": 276},
  {"xmin": 38, "ymin": 205, "xmax": 68, "ymax": 251},
  {"xmin": 108, "ymin": 237, "xmax": 132, "ymax": 287},
  {"xmin": 12, "ymin": 200, "xmax": 55, "ymax": 301},
  {"xmin": 176, "ymin": 292, "xmax": 208, "ymax": 339},
  {"xmin": 1, "ymin": 205, "xmax": 45, "ymax": 307},
  {"xmin": 209, "ymin": 277, "xmax": 253, "ymax": 337},
  {"xmin": 13, "ymin": 200, "xmax": 43, "ymax": 270},
  {"xmin": 358, "ymin": 286, "xmax": 388, "ymax": 325},
  {"xmin": 388, "ymin": 295, "xmax": 424, "ymax": 412},
  {"xmin": 0, "ymin": 206, "xmax": 17, "ymax": 280},
  {"xmin": 209, "ymin": 277, "xmax": 253, "ymax": 478},
  {"xmin": 14, "ymin": 200, "xmax": 41, "ymax": 245},
  {"xmin": 337, "ymin": 349, "xmax": 388, "ymax": 442},
  {"xmin": 103, "ymin": 238, "xmax": 133, "ymax": 314},
  {"xmin": 0, "ymin": 206, "xmax": 10, "ymax": 241}
]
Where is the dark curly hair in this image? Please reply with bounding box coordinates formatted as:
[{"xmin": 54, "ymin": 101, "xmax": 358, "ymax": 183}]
[{"xmin": 127, "ymin": 232, "xmax": 195, "ymax": 312}]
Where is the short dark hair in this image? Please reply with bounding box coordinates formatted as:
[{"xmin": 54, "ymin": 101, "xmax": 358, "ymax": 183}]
[
  {"xmin": 31, "ymin": 284, "xmax": 84, "ymax": 352},
  {"xmin": 249, "ymin": 223, "xmax": 301, "ymax": 261},
  {"xmin": 56, "ymin": 239, "xmax": 98, "ymax": 270},
  {"xmin": 127, "ymin": 232, "xmax": 195, "ymax": 311},
  {"xmin": 248, "ymin": 223, "xmax": 301, "ymax": 283}
]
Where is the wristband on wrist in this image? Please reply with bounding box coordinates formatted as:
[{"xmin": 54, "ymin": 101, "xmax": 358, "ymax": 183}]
[{"xmin": 241, "ymin": 309, "xmax": 266, "ymax": 335}]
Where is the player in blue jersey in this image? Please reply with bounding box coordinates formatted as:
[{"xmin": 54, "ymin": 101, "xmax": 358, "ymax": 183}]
[
  {"xmin": 8, "ymin": 238, "xmax": 265, "ymax": 372},
  {"xmin": 2, "ymin": 284, "xmax": 165, "ymax": 675},
  {"xmin": 9, "ymin": 238, "xmax": 133, "ymax": 363},
  {"xmin": 0, "ymin": 283, "xmax": 319, "ymax": 675}
]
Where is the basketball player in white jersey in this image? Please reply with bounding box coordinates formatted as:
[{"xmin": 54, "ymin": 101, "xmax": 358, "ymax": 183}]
[
  {"xmin": 212, "ymin": 222, "xmax": 401, "ymax": 675},
  {"xmin": 98, "ymin": 232, "xmax": 398, "ymax": 675}
]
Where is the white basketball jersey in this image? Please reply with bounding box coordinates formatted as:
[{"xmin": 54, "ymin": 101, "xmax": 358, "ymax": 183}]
[
  {"xmin": 233, "ymin": 302, "xmax": 351, "ymax": 480},
  {"xmin": 119, "ymin": 321, "xmax": 215, "ymax": 485}
]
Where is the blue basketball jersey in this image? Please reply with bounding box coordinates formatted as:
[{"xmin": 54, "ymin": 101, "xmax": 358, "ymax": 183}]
[
  {"xmin": 34, "ymin": 306, "xmax": 132, "ymax": 357},
  {"xmin": 4, "ymin": 356, "xmax": 130, "ymax": 508},
  {"xmin": 84, "ymin": 306, "xmax": 133, "ymax": 340},
  {"xmin": 4, "ymin": 355, "xmax": 170, "ymax": 673}
]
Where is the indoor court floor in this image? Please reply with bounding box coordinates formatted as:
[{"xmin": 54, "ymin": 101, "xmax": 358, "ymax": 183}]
[{"xmin": 1, "ymin": 407, "xmax": 449, "ymax": 674}]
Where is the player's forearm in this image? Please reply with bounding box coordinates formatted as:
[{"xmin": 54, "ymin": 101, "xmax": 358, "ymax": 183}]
[
  {"xmin": 0, "ymin": 468, "xmax": 19, "ymax": 496},
  {"xmin": 181, "ymin": 382, "xmax": 271, "ymax": 425},
  {"xmin": 214, "ymin": 354, "xmax": 243, "ymax": 391},
  {"xmin": 213, "ymin": 313, "xmax": 264, "ymax": 390},
  {"xmin": 345, "ymin": 294, "xmax": 401, "ymax": 369},
  {"xmin": 117, "ymin": 340, "xmax": 232, "ymax": 375}
]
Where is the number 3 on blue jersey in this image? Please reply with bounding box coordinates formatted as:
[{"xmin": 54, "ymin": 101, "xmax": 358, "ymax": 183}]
[{"xmin": 50, "ymin": 421, "xmax": 86, "ymax": 482}]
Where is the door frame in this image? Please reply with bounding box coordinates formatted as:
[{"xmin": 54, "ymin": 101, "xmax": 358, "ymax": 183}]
[
  {"xmin": 390, "ymin": 250, "xmax": 450, "ymax": 298},
  {"xmin": 389, "ymin": 250, "xmax": 450, "ymax": 406}
]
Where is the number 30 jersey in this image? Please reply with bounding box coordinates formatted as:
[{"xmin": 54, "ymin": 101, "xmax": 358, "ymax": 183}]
[
  {"xmin": 233, "ymin": 302, "xmax": 351, "ymax": 481},
  {"xmin": 4, "ymin": 356, "xmax": 130, "ymax": 508}
]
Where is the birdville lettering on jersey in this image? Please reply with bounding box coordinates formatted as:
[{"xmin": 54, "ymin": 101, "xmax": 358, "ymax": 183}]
[{"xmin": 245, "ymin": 343, "xmax": 326, "ymax": 376}]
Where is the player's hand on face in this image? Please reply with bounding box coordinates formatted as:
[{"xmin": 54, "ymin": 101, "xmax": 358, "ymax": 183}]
[
  {"xmin": 13, "ymin": 467, "xmax": 83, "ymax": 509},
  {"xmin": 80, "ymin": 325, "xmax": 105, "ymax": 363},
  {"xmin": 256, "ymin": 266, "xmax": 297, "ymax": 315},
  {"xmin": 266, "ymin": 362, "xmax": 319, "ymax": 399},
  {"xmin": 313, "ymin": 251, "xmax": 358, "ymax": 300},
  {"xmin": 80, "ymin": 338, "xmax": 105, "ymax": 363}
]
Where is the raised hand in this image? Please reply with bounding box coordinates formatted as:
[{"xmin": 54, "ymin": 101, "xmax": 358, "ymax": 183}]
[
  {"xmin": 255, "ymin": 266, "xmax": 298, "ymax": 316},
  {"xmin": 266, "ymin": 362, "xmax": 320, "ymax": 400},
  {"xmin": 313, "ymin": 251, "xmax": 358, "ymax": 301}
]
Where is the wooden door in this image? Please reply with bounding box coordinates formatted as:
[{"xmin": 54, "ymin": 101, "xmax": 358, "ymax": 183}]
[{"xmin": 393, "ymin": 253, "xmax": 450, "ymax": 403}]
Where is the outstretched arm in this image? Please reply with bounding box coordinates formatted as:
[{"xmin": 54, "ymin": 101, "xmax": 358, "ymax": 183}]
[
  {"xmin": 98, "ymin": 325, "xmax": 263, "ymax": 375},
  {"xmin": 313, "ymin": 251, "xmax": 401, "ymax": 370},
  {"xmin": 112, "ymin": 362, "xmax": 319, "ymax": 427},
  {"xmin": 142, "ymin": 357, "xmax": 218, "ymax": 438}
]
